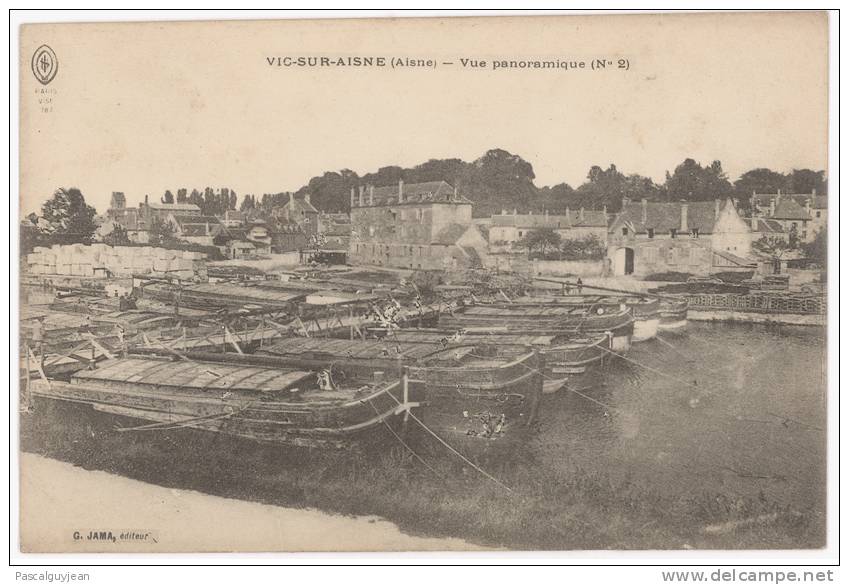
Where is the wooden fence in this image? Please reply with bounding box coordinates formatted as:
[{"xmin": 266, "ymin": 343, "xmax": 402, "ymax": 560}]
[{"xmin": 684, "ymin": 293, "xmax": 825, "ymax": 315}]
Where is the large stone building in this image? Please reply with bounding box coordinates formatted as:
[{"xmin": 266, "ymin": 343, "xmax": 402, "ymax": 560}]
[
  {"xmin": 607, "ymin": 198, "xmax": 754, "ymax": 277},
  {"xmin": 348, "ymin": 180, "xmax": 488, "ymax": 270}
]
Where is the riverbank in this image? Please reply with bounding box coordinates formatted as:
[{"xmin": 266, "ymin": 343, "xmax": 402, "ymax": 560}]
[
  {"xmin": 19, "ymin": 453, "xmax": 487, "ymax": 553},
  {"xmin": 688, "ymin": 309, "xmax": 825, "ymax": 327}
]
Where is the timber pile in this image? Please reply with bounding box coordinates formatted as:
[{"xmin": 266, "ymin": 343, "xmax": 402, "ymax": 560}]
[
  {"xmin": 26, "ymin": 244, "xmax": 207, "ymax": 280},
  {"xmin": 144, "ymin": 282, "xmax": 307, "ymax": 311}
]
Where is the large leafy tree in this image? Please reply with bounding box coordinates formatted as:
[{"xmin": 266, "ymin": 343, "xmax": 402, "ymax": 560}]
[
  {"xmin": 149, "ymin": 218, "xmax": 179, "ymax": 246},
  {"xmin": 40, "ymin": 187, "xmax": 97, "ymax": 244},
  {"xmin": 102, "ymin": 224, "xmax": 131, "ymax": 246},
  {"xmin": 664, "ymin": 159, "xmax": 734, "ymax": 202},
  {"xmin": 734, "ymin": 168, "xmax": 787, "ymax": 198},
  {"xmin": 516, "ymin": 227, "xmax": 562, "ymax": 259},
  {"xmin": 802, "ymin": 228, "xmax": 827, "ymax": 268},
  {"xmin": 787, "ymin": 169, "xmax": 827, "ymax": 196},
  {"xmin": 752, "ymin": 235, "xmax": 791, "ymax": 274},
  {"xmin": 572, "ymin": 164, "xmax": 662, "ymax": 212}
]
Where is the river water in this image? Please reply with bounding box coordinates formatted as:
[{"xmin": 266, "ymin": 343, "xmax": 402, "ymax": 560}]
[
  {"xmin": 536, "ymin": 322, "xmax": 827, "ymax": 517},
  {"xmin": 18, "ymin": 320, "xmax": 827, "ymax": 549}
]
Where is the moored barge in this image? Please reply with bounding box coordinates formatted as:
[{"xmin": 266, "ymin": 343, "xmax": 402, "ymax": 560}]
[{"xmin": 26, "ymin": 356, "xmax": 415, "ymax": 449}]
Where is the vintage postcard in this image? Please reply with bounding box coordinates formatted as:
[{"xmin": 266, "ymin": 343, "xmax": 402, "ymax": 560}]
[{"xmin": 16, "ymin": 12, "xmax": 831, "ymax": 555}]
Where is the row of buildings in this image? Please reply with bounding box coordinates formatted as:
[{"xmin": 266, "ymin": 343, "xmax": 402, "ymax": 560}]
[
  {"xmin": 99, "ymin": 180, "xmax": 826, "ymax": 277},
  {"xmin": 347, "ymin": 180, "xmax": 827, "ymax": 277},
  {"xmin": 101, "ymin": 191, "xmax": 327, "ymax": 258}
]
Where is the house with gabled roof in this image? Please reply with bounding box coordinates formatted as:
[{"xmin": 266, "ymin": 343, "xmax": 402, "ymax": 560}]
[
  {"xmin": 164, "ymin": 214, "xmax": 225, "ymax": 246},
  {"xmin": 348, "ymin": 180, "xmax": 487, "ymax": 269},
  {"xmin": 488, "ymin": 208, "xmax": 609, "ymax": 252},
  {"xmin": 750, "ymin": 190, "xmax": 826, "ymax": 243},
  {"xmin": 607, "ymin": 198, "xmax": 754, "ymax": 276},
  {"xmin": 268, "ymin": 192, "xmax": 319, "ymax": 238}
]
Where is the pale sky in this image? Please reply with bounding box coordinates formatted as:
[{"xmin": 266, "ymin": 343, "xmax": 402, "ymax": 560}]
[{"xmin": 19, "ymin": 12, "xmax": 829, "ymax": 215}]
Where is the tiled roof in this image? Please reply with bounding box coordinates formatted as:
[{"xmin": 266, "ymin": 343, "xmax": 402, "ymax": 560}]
[
  {"xmin": 431, "ymin": 223, "xmax": 470, "ymax": 245},
  {"xmin": 180, "ymin": 223, "xmax": 224, "ymax": 237},
  {"xmin": 611, "ymin": 200, "xmax": 723, "ymax": 234},
  {"xmin": 272, "ymin": 194, "xmax": 318, "ymax": 214},
  {"xmin": 170, "ymin": 214, "xmax": 220, "ymax": 227},
  {"xmin": 752, "ymin": 193, "xmax": 827, "ymax": 212},
  {"xmin": 146, "ymin": 202, "xmax": 201, "ymax": 212},
  {"xmin": 492, "ymin": 210, "xmax": 607, "ymax": 228},
  {"xmin": 772, "ymin": 198, "xmax": 810, "ymax": 220},
  {"xmin": 360, "ymin": 181, "xmax": 472, "ymax": 207},
  {"xmin": 713, "ymin": 250, "xmax": 757, "ymax": 267},
  {"xmin": 750, "ymin": 217, "xmax": 786, "ymax": 233}
]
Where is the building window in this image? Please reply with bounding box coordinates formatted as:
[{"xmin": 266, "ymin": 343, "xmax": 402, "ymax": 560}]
[
  {"xmin": 670, "ymin": 228, "xmax": 678, "ymax": 239},
  {"xmin": 622, "ymin": 227, "xmax": 628, "ymax": 236},
  {"xmin": 691, "ymin": 228, "xmax": 699, "ymax": 238},
  {"xmin": 647, "ymin": 228, "xmax": 654, "ymax": 239},
  {"xmin": 816, "ymin": 211, "xmax": 821, "ymax": 218}
]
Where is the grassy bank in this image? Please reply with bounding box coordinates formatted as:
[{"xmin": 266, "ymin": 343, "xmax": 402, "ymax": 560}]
[{"xmin": 19, "ymin": 399, "xmax": 822, "ymax": 550}]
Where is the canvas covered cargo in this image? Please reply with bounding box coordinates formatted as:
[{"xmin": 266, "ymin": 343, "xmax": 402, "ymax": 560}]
[{"xmin": 27, "ymin": 356, "xmax": 417, "ymax": 448}]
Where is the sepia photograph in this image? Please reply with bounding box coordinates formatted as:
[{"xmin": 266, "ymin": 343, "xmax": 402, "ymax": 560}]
[{"xmin": 11, "ymin": 9, "xmax": 836, "ymax": 567}]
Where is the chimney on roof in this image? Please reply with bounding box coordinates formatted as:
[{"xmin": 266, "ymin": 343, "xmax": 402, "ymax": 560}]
[
  {"xmin": 680, "ymin": 203, "xmax": 688, "ymax": 232},
  {"xmin": 602, "ymin": 205, "xmax": 608, "ymax": 218},
  {"xmin": 714, "ymin": 199, "xmax": 721, "ymax": 220},
  {"xmin": 641, "ymin": 199, "xmax": 648, "ymax": 224},
  {"xmin": 359, "ymin": 185, "xmax": 365, "ymax": 207},
  {"xmin": 453, "ymin": 185, "xmax": 458, "ymax": 201},
  {"xmin": 812, "ymin": 188, "xmax": 817, "ymax": 196},
  {"xmin": 144, "ymin": 194, "xmax": 149, "ymax": 206},
  {"xmin": 350, "ymin": 187, "xmax": 356, "ymax": 208},
  {"xmin": 513, "ymin": 208, "xmax": 518, "ymax": 215},
  {"xmin": 565, "ymin": 207, "xmax": 571, "ymax": 226},
  {"xmin": 805, "ymin": 198, "xmax": 811, "ymax": 215},
  {"xmin": 579, "ymin": 207, "xmax": 585, "ymax": 222},
  {"xmin": 769, "ymin": 199, "xmax": 776, "ymax": 217},
  {"xmin": 369, "ymin": 185, "xmax": 374, "ymax": 206},
  {"xmin": 398, "ymin": 179, "xmax": 404, "ymax": 203}
]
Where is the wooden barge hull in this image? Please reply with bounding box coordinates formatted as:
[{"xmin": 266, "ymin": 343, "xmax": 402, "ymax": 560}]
[
  {"xmin": 27, "ymin": 358, "xmax": 414, "ymax": 449},
  {"xmin": 438, "ymin": 310, "xmax": 634, "ymax": 353},
  {"xmin": 126, "ymin": 344, "xmax": 545, "ymax": 456},
  {"xmin": 658, "ymin": 298, "xmax": 689, "ymax": 331},
  {"xmin": 407, "ymin": 351, "xmax": 543, "ymax": 453},
  {"xmin": 487, "ymin": 297, "xmax": 660, "ymax": 343}
]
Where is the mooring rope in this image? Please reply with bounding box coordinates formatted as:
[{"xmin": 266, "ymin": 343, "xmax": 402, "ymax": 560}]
[
  {"xmin": 596, "ymin": 344, "xmax": 699, "ymax": 389},
  {"xmin": 384, "ymin": 391, "xmax": 514, "ymax": 494},
  {"xmin": 467, "ymin": 351, "xmax": 622, "ymax": 414},
  {"xmin": 366, "ymin": 399, "xmax": 444, "ymax": 478}
]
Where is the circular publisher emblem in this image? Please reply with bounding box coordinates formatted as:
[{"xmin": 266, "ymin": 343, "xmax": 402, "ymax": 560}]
[{"xmin": 31, "ymin": 45, "xmax": 58, "ymax": 85}]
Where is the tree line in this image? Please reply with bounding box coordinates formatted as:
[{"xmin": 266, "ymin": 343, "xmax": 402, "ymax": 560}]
[{"xmin": 266, "ymin": 149, "xmax": 827, "ymax": 217}]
